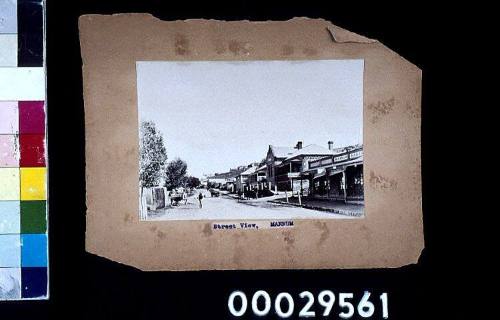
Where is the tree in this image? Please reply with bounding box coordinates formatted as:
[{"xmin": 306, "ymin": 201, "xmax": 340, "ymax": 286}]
[
  {"xmin": 165, "ymin": 158, "xmax": 188, "ymax": 190},
  {"xmin": 185, "ymin": 176, "xmax": 201, "ymax": 188},
  {"xmin": 139, "ymin": 121, "xmax": 168, "ymax": 188}
]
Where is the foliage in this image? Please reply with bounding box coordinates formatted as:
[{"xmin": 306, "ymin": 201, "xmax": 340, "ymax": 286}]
[
  {"xmin": 139, "ymin": 121, "xmax": 168, "ymax": 188},
  {"xmin": 165, "ymin": 158, "xmax": 188, "ymax": 190},
  {"xmin": 185, "ymin": 176, "xmax": 201, "ymax": 188}
]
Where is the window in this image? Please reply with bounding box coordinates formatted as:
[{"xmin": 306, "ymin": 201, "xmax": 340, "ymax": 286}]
[{"xmin": 354, "ymin": 176, "xmax": 364, "ymax": 185}]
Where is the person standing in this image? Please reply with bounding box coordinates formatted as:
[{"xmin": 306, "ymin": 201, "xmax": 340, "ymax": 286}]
[{"xmin": 198, "ymin": 191, "xmax": 204, "ymax": 208}]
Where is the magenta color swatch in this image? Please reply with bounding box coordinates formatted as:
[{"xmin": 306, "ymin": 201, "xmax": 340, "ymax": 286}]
[
  {"xmin": 0, "ymin": 135, "xmax": 19, "ymax": 167},
  {"xmin": 19, "ymin": 101, "xmax": 45, "ymax": 134},
  {"xmin": 0, "ymin": 102, "xmax": 19, "ymax": 134}
]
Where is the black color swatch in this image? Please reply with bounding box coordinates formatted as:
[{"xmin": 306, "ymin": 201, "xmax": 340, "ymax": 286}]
[{"xmin": 17, "ymin": 0, "xmax": 44, "ymax": 67}]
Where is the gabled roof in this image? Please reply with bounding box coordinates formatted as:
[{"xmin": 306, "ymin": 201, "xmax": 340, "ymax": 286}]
[
  {"xmin": 247, "ymin": 164, "xmax": 267, "ymax": 176},
  {"xmin": 284, "ymin": 144, "xmax": 333, "ymax": 161},
  {"xmin": 239, "ymin": 166, "xmax": 257, "ymax": 176},
  {"xmin": 269, "ymin": 145, "xmax": 295, "ymax": 159}
]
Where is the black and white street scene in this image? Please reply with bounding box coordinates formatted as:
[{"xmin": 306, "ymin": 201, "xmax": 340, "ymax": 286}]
[{"xmin": 136, "ymin": 60, "xmax": 364, "ymax": 221}]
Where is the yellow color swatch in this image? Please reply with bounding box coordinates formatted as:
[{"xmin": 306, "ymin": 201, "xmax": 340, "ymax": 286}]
[
  {"xmin": 0, "ymin": 168, "xmax": 20, "ymax": 200},
  {"xmin": 20, "ymin": 168, "xmax": 47, "ymax": 200}
]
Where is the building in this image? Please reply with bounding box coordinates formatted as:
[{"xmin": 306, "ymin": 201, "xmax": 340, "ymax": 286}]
[
  {"xmin": 265, "ymin": 145, "xmax": 296, "ymax": 191},
  {"xmin": 304, "ymin": 145, "xmax": 363, "ymax": 204},
  {"xmin": 274, "ymin": 141, "xmax": 336, "ymax": 192},
  {"xmin": 206, "ymin": 176, "xmax": 226, "ymax": 189},
  {"xmin": 247, "ymin": 164, "xmax": 268, "ymax": 190},
  {"xmin": 235, "ymin": 165, "xmax": 257, "ymax": 192},
  {"xmin": 207, "ymin": 166, "xmax": 246, "ymax": 192}
]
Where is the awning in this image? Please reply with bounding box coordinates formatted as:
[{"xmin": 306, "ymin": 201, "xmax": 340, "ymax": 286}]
[
  {"xmin": 335, "ymin": 156, "xmax": 363, "ymax": 167},
  {"xmin": 313, "ymin": 171, "xmax": 326, "ymax": 179},
  {"xmin": 328, "ymin": 169, "xmax": 344, "ymax": 176}
]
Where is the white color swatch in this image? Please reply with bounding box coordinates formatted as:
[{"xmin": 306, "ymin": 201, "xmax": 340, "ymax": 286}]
[
  {"xmin": 0, "ymin": 34, "xmax": 17, "ymax": 66},
  {"xmin": 0, "ymin": 268, "xmax": 21, "ymax": 300},
  {"xmin": 0, "ymin": 68, "xmax": 46, "ymax": 100}
]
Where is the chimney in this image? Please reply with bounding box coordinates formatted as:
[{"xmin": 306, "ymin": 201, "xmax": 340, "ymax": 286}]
[
  {"xmin": 328, "ymin": 141, "xmax": 334, "ymax": 150},
  {"xmin": 296, "ymin": 141, "xmax": 303, "ymax": 150}
]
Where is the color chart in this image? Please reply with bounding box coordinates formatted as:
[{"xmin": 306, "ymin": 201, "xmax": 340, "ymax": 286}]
[{"xmin": 0, "ymin": 0, "xmax": 47, "ymax": 300}]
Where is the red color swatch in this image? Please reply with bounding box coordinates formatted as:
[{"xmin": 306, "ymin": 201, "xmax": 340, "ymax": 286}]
[
  {"xmin": 19, "ymin": 101, "xmax": 45, "ymax": 134},
  {"xmin": 20, "ymin": 134, "xmax": 46, "ymax": 167}
]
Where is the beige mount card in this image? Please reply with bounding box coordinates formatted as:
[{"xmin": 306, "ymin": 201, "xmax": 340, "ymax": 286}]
[{"xmin": 79, "ymin": 14, "xmax": 423, "ymax": 271}]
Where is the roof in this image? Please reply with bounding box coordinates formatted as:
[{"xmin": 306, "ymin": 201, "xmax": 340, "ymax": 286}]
[
  {"xmin": 239, "ymin": 166, "xmax": 257, "ymax": 176},
  {"xmin": 269, "ymin": 145, "xmax": 295, "ymax": 158},
  {"xmin": 256, "ymin": 164, "xmax": 267, "ymax": 172},
  {"xmin": 208, "ymin": 166, "xmax": 247, "ymax": 179},
  {"xmin": 247, "ymin": 164, "xmax": 267, "ymax": 176},
  {"xmin": 284, "ymin": 144, "xmax": 333, "ymax": 161}
]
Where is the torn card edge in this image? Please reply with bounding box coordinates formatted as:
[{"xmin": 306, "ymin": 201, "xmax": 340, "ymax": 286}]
[{"xmin": 79, "ymin": 14, "xmax": 378, "ymax": 44}]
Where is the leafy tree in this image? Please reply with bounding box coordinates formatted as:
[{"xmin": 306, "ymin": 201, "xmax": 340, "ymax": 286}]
[
  {"xmin": 165, "ymin": 158, "xmax": 188, "ymax": 189},
  {"xmin": 139, "ymin": 121, "xmax": 168, "ymax": 188},
  {"xmin": 185, "ymin": 176, "xmax": 201, "ymax": 188}
]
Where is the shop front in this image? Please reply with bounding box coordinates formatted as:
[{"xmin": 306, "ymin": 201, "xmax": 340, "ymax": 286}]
[{"xmin": 307, "ymin": 147, "xmax": 364, "ymax": 204}]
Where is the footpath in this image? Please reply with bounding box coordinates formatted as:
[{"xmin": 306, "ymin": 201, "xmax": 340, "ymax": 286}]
[{"xmin": 270, "ymin": 197, "xmax": 363, "ymax": 217}]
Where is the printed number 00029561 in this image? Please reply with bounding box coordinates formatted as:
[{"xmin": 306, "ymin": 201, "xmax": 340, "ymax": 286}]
[{"xmin": 227, "ymin": 290, "xmax": 389, "ymax": 319}]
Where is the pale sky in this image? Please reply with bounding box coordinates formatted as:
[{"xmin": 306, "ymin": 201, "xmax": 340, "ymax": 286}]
[{"xmin": 136, "ymin": 60, "xmax": 363, "ymax": 178}]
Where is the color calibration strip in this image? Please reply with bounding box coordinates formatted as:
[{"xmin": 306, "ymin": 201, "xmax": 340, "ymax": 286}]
[{"xmin": 1, "ymin": 0, "xmax": 47, "ymax": 300}]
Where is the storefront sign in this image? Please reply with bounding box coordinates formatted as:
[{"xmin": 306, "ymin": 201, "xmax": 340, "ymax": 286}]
[
  {"xmin": 310, "ymin": 148, "xmax": 363, "ymax": 169},
  {"xmin": 334, "ymin": 154, "xmax": 349, "ymax": 162},
  {"xmin": 350, "ymin": 150, "xmax": 363, "ymax": 159}
]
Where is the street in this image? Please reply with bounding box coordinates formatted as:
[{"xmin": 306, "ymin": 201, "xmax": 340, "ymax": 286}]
[{"xmin": 147, "ymin": 190, "xmax": 359, "ymax": 220}]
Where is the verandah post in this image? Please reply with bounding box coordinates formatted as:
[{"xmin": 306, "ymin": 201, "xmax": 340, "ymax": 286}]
[{"xmin": 342, "ymin": 170, "xmax": 347, "ymax": 203}]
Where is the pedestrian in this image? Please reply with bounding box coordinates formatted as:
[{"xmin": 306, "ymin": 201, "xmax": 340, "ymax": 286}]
[
  {"xmin": 198, "ymin": 191, "xmax": 203, "ymax": 208},
  {"xmin": 182, "ymin": 191, "xmax": 188, "ymax": 205}
]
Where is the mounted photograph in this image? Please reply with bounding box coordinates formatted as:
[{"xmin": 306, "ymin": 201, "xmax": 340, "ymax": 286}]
[{"xmin": 136, "ymin": 59, "xmax": 364, "ymax": 221}]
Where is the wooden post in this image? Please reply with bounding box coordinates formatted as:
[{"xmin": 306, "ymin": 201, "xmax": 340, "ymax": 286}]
[
  {"xmin": 342, "ymin": 170, "xmax": 347, "ymax": 203},
  {"xmin": 285, "ymin": 188, "xmax": 289, "ymax": 203},
  {"xmin": 300, "ymin": 178, "xmax": 303, "ymax": 197},
  {"xmin": 326, "ymin": 173, "xmax": 330, "ymax": 198},
  {"xmin": 140, "ymin": 187, "xmax": 145, "ymax": 220},
  {"xmin": 298, "ymin": 189, "xmax": 302, "ymax": 206}
]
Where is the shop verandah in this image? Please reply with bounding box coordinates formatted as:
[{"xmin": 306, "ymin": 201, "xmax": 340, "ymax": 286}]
[
  {"xmin": 306, "ymin": 162, "xmax": 364, "ymax": 204},
  {"xmin": 269, "ymin": 160, "xmax": 363, "ymax": 216},
  {"xmin": 273, "ymin": 158, "xmax": 364, "ymax": 205},
  {"xmin": 274, "ymin": 160, "xmax": 305, "ymax": 192}
]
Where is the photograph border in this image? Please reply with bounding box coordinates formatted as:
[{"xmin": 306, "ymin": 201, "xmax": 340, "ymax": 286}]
[{"xmin": 135, "ymin": 59, "xmax": 365, "ymax": 222}]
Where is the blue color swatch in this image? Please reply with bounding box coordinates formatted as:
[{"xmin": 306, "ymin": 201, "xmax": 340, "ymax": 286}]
[{"xmin": 21, "ymin": 234, "xmax": 47, "ymax": 267}]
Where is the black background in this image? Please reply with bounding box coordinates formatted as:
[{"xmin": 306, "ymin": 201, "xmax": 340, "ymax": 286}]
[{"xmin": 2, "ymin": 1, "xmax": 469, "ymax": 319}]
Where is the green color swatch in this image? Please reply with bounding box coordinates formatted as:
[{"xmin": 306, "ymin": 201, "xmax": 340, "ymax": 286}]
[{"xmin": 20, "ymin": 201, "xmax": 46, "ymax": 233}]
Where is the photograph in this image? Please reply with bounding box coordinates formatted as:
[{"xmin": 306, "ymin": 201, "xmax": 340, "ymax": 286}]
[{"xmin": 136, "ymin": 59, "xmax": 364, "ymax": 221}]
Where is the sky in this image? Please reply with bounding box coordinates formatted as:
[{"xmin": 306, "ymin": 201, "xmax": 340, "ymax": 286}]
[{"xmin": 136, "ymin": 60, "xmax": 363, "ymax": 178}]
